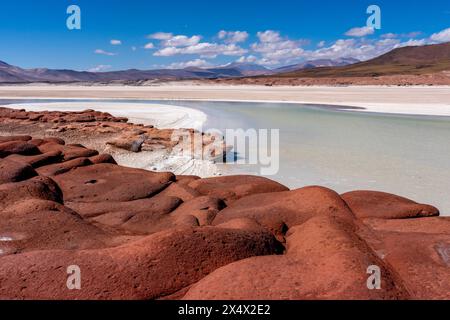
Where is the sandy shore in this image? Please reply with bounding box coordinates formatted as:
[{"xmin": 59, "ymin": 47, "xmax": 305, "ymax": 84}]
[
  {"xmin": 1, "ymin": 83, "xmax": 450, "ymax": 116},
  {"xmin": 4, "ymin": 101, "xmax": 207, "ymax": 129}
]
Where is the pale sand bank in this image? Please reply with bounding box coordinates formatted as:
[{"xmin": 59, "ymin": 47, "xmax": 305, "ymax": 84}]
[
  {"xmin": 4, "ymin": 101, "xmax": 207, "ymax": 129},
  {"xmin": 0, "ymin": 84, "xmax": 450, "ymax": 116}
]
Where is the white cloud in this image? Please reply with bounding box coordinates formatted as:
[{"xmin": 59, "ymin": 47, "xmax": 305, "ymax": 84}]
[
  {"xmin": 256, "ymin": 58, "xmax": 281, "ymax": 66},
  {"xmin": 144, "ymin": 43, "xmax": 154, "ymax": 49},
  {"xmin": 405, "ymin": 31, "xmax": 422, "ymax": 38},
  {"xmin": 251, "ymin": 30, "xmax": 306, "ymax": 65},
  {"xmin": 167, "ymin": 59, "xmax": 212, "ymax": 69},
  {"xmin": 88, "ymin": 64, "xmax": 112, "ymax": 72},
  {"xmin": 300, "ymin": 36, "xmax": 433, "ymax": 62},
  {"xmin": 154, "ymin": 42, "xmax": 247, "ymax": 58},
  {"xmin": 381, "ymin": 31, "xmax": 422, "ymax": 39},
  {"xmin": 131, "ymin": 46, "xmax": 137, "ymax": 51},
  {"xmin": 94, "ymin": 49, "xmax": 116, "ymax": 56},
  {"xmin": 148, "ymin": 32, "xmax": 173, "ymax": 40},
  {"xmin": 110, "ymin": 39, "xmax": 122, "ymax": 45},
  {"xmin": 147, "ymin": 27, "xmax": 445, "ymax": 68},
  {"xmin": 300, "ymin": 38, "xmax": 387, "ymax": 61},
  {"xmin": 398, "ymin": 38, "xmax": 428, "ymax": 47},
  {"xmin": 257, "ymin": 30, "xmax": 282, "ymax": 43},
  {"xmin": 163, "ymin": 35, "xmax": 202, "ymax": 47},
  {"xmin": 345, "ymin": 26, "xmax": 375, "ymax": 37},
  {"xmin": 236, "ymin": 55, "xmax": 258, "ymax": 63},
  {"xmin": 430, "ymin": 28, "xmax": 450, "ymax": 43},
  {"xmin": 381, "ymin": 33, "xmax": 397, "ymax": 39},
  {"xmin": 218, "ymin": 30, "xmax": 249, "ymax": 43}
]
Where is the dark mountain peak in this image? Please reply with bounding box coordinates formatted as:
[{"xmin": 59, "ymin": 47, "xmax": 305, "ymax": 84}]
[
  {"xmin": 225, "ymin": 62, "xmax": 270, "ymax": 72},
  {"xmin": 274, "ymin": 58, "xmax": 360, "ymax": 73},
  {"xmin": 0, "ymin": 60, "xmax": 12, "ymax": 68}
]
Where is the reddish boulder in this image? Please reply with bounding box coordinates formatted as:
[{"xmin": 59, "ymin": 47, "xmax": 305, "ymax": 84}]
[
  {"xmin": 188, "ymin": 175, "xmax": 289, "ymax": 203},
  {"xmin": 0, "ymin": 176, "xmax": 62, "ymax": 211},
  {"xmin": 107, "ymin": 136, "xmax": 146, "ymax": 152},
  {"xmin": 36, "ymin": 157, "xmax": 92, "ymax": 176},
  {"xmin": 6, "ymin": 150, "xmax": 62, "ymax": 168},
  {"xmin": 52, "ymin": 163, "xmax": 175, "ymax": 203},
  {"xmin": 0, "ymin": 135, "xmax": 32, "ymax": 143},
  {"xmin": 89, "ymin": 154, "xmax": 117, "ymax": 165},
  {"xmin": 158, "ymin": 180, "xmax": 201, "ymax": 201},
  {"xmin": 0, "ymin": 158, "xmax": 37, "ymax": 184},
  {"xmin": 0, "ymin": 199, "xmax": 111, "ymax": 254},
  {"xmin": 357, "ymin": 217, "xmax": 450, "ymax": 299},
  {"xmin": 68, "ymin": 194, "xmax": 183, "ymax": 234},
  {"xmin": 37, "ymin": 142, "xmax": 98, "ymax": 161},
  {"xmin": 170, "ymin": 196, "xmax": 225, "ymax": 226},
  {"xmin": 183, "ymin": 215, "xmax": 409, "ymax": 300},
  {"xmin": 342, "ymin": 191, "xmax": 440, "ymax": 219},
  {"xmin": 0, "ymin": 226, "xmax": 280, "ymax": 299},
  {"xmin": 213, "ymin": 186, "xmax": 353, "ymax": 241},
  {"xmin": 0, "ymin": 141, "xmax": 40, "ymax": 158}
]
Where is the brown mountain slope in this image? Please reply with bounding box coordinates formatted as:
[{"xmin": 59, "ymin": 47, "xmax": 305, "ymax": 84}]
[{"xmin": 278, "ymin": 42, "xmax": 450, "ymax": 78}]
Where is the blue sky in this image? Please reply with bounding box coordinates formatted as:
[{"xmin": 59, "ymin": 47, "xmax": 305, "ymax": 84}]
[{"xmin": 0, "ymin": 0, "xmax": 449, "ymax": 71}]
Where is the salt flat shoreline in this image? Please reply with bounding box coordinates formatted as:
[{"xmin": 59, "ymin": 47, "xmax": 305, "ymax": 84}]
[{"xmin": 0, "ymin": 84, "xmax": 450, "ymax": 117}]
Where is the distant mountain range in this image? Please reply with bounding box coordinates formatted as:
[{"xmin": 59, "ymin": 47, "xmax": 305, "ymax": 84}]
[
  {"xmin": 0, "ymin": 58, "xmax": 358, "ymax": 83},
  {"xmin": 273, "ymin": 58, "xmax": 360, "ymax": 73},
  {"xmin": 276, "ymin": 42, "xmax": 450, "ymax": 78},
  {"xmin": 4, "ymin": 42, "xmax": 448, "ymax": 83}
]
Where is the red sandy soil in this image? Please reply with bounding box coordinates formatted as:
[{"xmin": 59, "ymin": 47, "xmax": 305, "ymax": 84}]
[{"xmin": 0, "ymin": 109, "xmax": 450, "ymax": 300}]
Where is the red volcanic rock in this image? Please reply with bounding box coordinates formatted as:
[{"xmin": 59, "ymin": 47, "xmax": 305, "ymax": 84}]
[
  {"xmin": 363, "ymin": 216, "xmax": 450, "ymax": 234},
  {"xmin": 183, "ymin": 215, "xmax": 409, "ymax": 300},
  {"xmin": 0, "ymin": 199, "xmax": 111, "ymax": 253},
  {"xmin": 89, "ymin": 154, "xmax": 117, "ymax": 165},
  {"xmin": 0, "ymin": 176, "xmax": 62, "ymax": 211},
  {"xmin": 0, "ymin": 158, "xmax": 37, "ymax": 184},
  {"xmin": 212, "ymin": 186, "xmax": 353, "ymax": 242},
  {"xmin": 216, "ymin": 217, "xmax": 267, "ymax": 232},
  {"xmin": 6, "ymin": 150, "xmax": 62, "ymax": 168},
  {"xmin": 159, "ymin": 180, "xmax": 201, "ymax": 201},
  {"xmin": 38, "ymin": 142, "xmax": 98, "ymax": 161},
  {"xmin": 68, "ymin": 194, "xmax": 183, "ymax": 234},
  {"xmin": 51, "ymin": 163, "xmax": 175, "ymax": 203},
  {"xmin": 43, "ymin": 137, "xmax": 66, "ymax": 145},
  {"xmin": 36, "ymin": 157, "xmax": 92, "ymax": 176},
  {"xmin": 0, "ymin": 226, "xmax": 280, "ymax": 299},
  {"xmin": 0, "ymin": 141, "xmax": 40, "ymax": 158},
  {"xmin": 342, "ymin": 191, "xmax": 440, "ymax": 219},
  {"xmin": 0, "ymin": 135, "xmax": 32, "ymax": 143},
  {"xmin": 0, "ymin": 134, "xmax": 449, "ymax": 300},
  {"xmin": 119, "ymin": 195, "xmax": 185, "ymax": 233},
  {"xmin": 107, "ymin": 136, "xmax": 146, "ymax": 152},
  {"xmin": 175, "ymin": 175, "xmax": 201, "ymax": 185},
  {"xmin": 188, "ymin": 175, "xmax": 289, "ymax": 203},
  {"xmin": 170, "ymin": 196, "xmax": 225, "ymax": 226},
  {"xmin": 28, "ymin": 137, "xmax": 65, "ymax": 147},
  {"xmin": 357, "ymin": 217, "xmax": 450, "ymax": 299}
]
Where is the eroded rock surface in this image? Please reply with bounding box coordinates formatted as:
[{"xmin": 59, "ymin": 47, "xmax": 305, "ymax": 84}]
[{"xmin": 0, "ymin": 134, "xmax": 449, "ymax": 300}]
